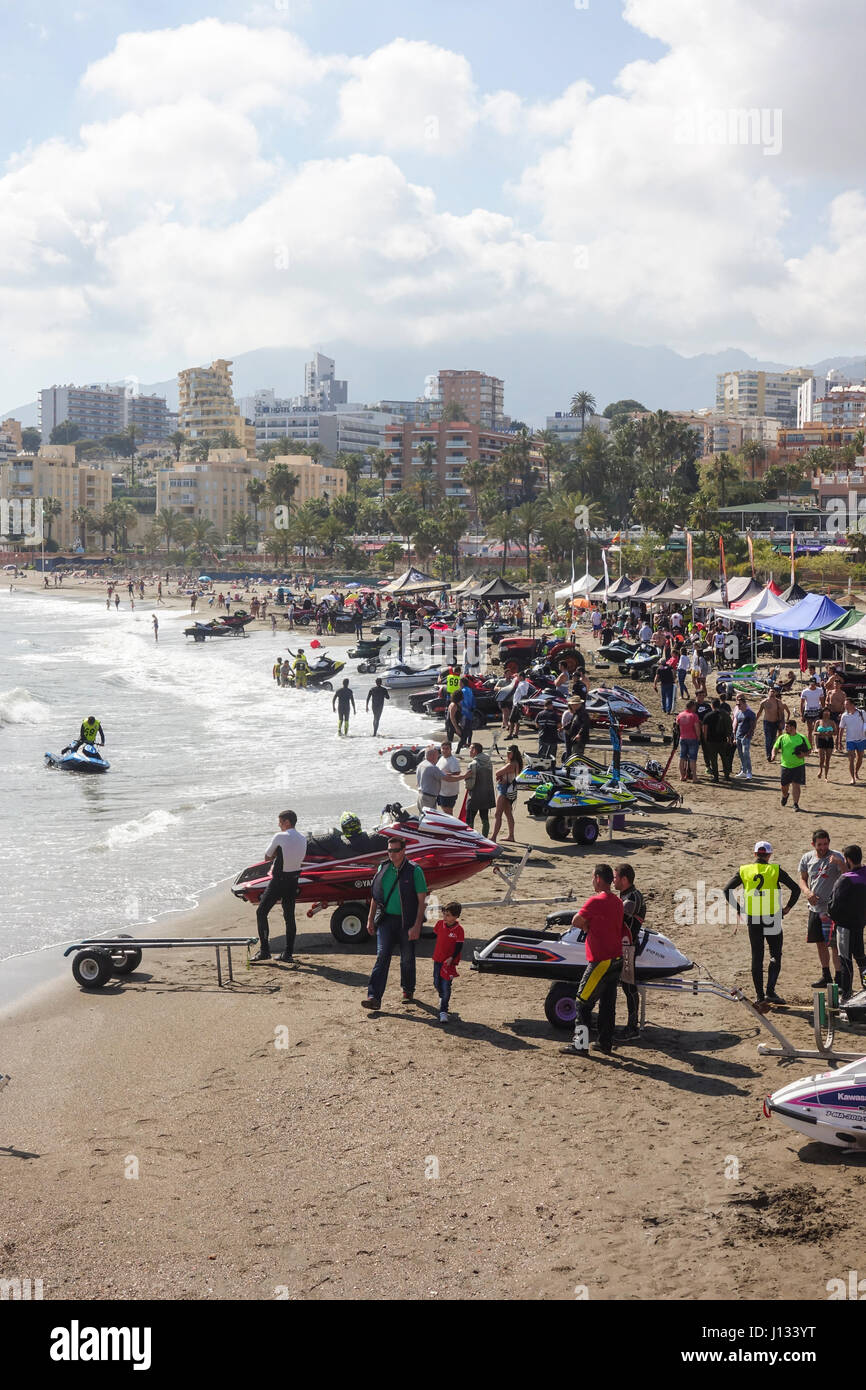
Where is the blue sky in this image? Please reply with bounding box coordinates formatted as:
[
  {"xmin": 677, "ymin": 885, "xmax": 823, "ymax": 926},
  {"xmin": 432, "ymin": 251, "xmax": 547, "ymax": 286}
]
[{"xmin": 1, "ymin": 1, "xmax": 864, "ymax": 418}]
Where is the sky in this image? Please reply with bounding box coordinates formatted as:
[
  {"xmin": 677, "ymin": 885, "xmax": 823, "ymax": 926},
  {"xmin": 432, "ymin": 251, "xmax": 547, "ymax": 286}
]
[{"xmin": 2, "ymin": 0, "xmax": 866, "ymax": 418}]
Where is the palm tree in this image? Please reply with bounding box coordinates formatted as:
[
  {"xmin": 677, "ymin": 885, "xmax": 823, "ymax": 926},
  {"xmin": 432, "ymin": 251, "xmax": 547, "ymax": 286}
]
[
  {"xmin": 191, "ymin": 438, "xmax": 212, "ymax": 462},
  {"xmin": 215, "ymin": 429, "xmax": 240, "ymax": 450},
  {"xmin": 437, "ymin": 499, "xmax": 467, "ymax": 578},
  {"xmin": 110, "ymin": 499, "xmax": 138, "ymax": 551},
  {"xmin": 246, "ymin": 478, "xmax": 266, "ymax": 528},
  {"xmin": 71, "ymin": 506, "xmax": 93, "ymax": 551},
  {"xmin": 462, "ymin": 459, "xmax": 488, "ymax": 521},
  {"xmin": 388, "ymin": 494, "xmax": 422, "ymax": 565},
  {"xmin": 42, "ymin": 497, "xmax": 63, "ymax": 542},
  {"xmin": 702, "ymin": 451, "xmax": 741, "ymax": 508},
  {"xmin": 94, "ymin": 511, "xmax": 115, "ymax": 553},
  {"xmin": 289, "ymin": 503, "xmax": 321, "ymax": 568},
  {"xmin": 169, "ymin": 431, "xmax": 187, "ymax": 462},
  {"xmin": 534, "ymin": 429, "xmax": 563, "ymax": 494},
  {"xmin": 512, "ymin": 500, "xmax": 549, "ymax": 577},
  {"xmin": 570, "ymin": 391, "xmax": 597, "ymax": 429},
  {"xmin": 189, "ymin": 514, "xmax": 217, "ymax": 551},
  {"xmin": 265, "ymin": 531, "xmax": 291, "ymax": 566},
  {"xmin": 488, "ymin": 510, "xmax": 518, "ymax": 576},
  {"xmin": 267, "ymin": 463, "xmax": 300, "ymax": 510},
  {"xmin": 306, "ymin": 442, "xmax": 324, "ymax": 465},
  {"xmin": 338, "ymin": 451, "xmax": 364, "ymax": 502},
  {"xmin": 157, "ymin": 506, "xmax": 183, "ymax": 553},
  {"xmin": 370, "ymin": 448, "xmax": 391, "ymax": 505},
  {"xmin": 739, "ymin": 438, "xmax": 765, "ymax": 482},
  {"xmin": 229, "ymin": 512, "xmax": 255, "ymax": 551}
]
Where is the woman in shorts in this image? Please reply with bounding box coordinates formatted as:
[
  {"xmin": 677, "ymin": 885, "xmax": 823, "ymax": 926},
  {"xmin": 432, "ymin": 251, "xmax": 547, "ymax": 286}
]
[{"xmin": 814, "ymin": 713, "xmax": 836, "ymax": 780}]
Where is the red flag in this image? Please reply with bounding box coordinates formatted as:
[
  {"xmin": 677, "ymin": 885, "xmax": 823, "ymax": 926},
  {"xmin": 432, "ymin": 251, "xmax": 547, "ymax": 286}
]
[
  {"xmin": 799, "ymin": 638, "xmax": 808, "ymax": 673},
  {"xmin": 457, "ymin": 791, "xmax": 468, "ymax": 823}
]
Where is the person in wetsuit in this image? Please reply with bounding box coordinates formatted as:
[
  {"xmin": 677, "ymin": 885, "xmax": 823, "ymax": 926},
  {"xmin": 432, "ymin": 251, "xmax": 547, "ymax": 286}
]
[
  {"xmin": 724, "ymin": 841, "xmax": 801, "ymax": 1012},
  {"xmin": 333, "ymin": 678, "xmax": 356, "ymax": 736},
  {"xmin": 366, "ymin": 678, "xmax": 390, "ymax": 735}
]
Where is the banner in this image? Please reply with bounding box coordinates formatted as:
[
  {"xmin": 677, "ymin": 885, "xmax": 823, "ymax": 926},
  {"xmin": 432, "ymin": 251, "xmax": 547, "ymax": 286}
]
[
  {"xmin": 746, "ymin": 531, "xmax": 755, "ymax": 578},
  {"xmin": 602, "ymin": 547, "xmax": 610, "ymax": 603},
  {"xmin": 790, "ymin": 530, "xmax": 796, "ymax": 588},
  {"xmin": 719, "ymin": 534, "xmax": 729, "ymax": 608}
]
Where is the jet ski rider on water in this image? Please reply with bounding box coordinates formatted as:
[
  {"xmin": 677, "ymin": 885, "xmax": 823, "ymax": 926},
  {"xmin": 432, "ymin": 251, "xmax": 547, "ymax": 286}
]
[{"xmin": 63, "ymin": 715, "xmax": 105, "ymax": 754}]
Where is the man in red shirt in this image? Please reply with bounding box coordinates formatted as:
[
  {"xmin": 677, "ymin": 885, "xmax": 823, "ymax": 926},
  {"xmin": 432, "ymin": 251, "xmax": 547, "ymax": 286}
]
[{"xmin": 561, "ymin": 863, "xmax": 627, "ymax": 1057}]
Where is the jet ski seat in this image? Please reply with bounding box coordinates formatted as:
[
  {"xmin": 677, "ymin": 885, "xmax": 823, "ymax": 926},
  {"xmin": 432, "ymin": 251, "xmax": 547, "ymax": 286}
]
[{"xmin": 305, "ymin": 830, "xmax": 391, "ymax": 859}]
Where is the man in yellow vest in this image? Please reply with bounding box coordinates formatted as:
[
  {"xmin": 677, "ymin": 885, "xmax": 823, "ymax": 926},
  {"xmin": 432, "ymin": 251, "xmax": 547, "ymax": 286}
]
[
  {"xmin": 724, "ymin": 840, "xmax": 800, "ymax": 1013},
  {"xmin": 292, "ymin": 649, "xmax": 309, "ymax": 689},
  {"xmin": 445, "ymin": 666, "xmax": 462, "ymax": 700}
]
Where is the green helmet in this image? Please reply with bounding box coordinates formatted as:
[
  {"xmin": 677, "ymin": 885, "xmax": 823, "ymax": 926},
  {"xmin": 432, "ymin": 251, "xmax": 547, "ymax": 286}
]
[{"xmin": 340, "ymin": 812, "xmax": 361, "ymax": 837}]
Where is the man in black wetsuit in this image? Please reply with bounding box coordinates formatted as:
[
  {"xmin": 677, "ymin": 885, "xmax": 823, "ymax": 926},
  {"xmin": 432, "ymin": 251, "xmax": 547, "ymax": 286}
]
[
  {"xmin": 724, "ymin": 841, "xmax": 801, "ymax": 1012},
  {"xmin": 614, "ymin": 863, "xmax": 645, "ymax": 1040},
  {"xmin": 366, "ymin": 678, "xmax": 390, "ymax": 735},
  {"xmin": 333, "ymin": 678, "xmax": 356, "ymax": 736}
]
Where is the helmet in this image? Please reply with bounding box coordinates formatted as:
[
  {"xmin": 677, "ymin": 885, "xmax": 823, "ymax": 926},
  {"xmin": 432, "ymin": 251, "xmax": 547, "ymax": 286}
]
[
  {"xmin": 340, "ymin": 812, "xmax": 362, "ymax": 837},
  {"xmin": 645, "ymin": 759, "xmax": 663, "ymax": 778}
]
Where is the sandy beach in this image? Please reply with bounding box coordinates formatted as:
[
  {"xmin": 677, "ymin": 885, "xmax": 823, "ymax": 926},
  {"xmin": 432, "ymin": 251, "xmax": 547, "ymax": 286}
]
[{"xmin": 3, "ymin": 578, "xmax": 866, "ymax": 1300}]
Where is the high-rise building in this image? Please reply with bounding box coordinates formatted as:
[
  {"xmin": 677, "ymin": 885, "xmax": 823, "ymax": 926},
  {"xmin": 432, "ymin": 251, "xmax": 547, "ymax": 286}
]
[
  {"xmin": 811, "ymin": 385, "xmax": 866, "ymax": 428},
  {"xmin": 384, "ymin": 420, "xmax": 513, "ymax": 507},
  {"xmin": 177, "ymin": 359, "xmax": 255, "ymax": 454},
  {"xmin": 0, "ymin": 444, "xmax": 112, "ymax": 550},
  {"xmin": 544, "ymin": 410, "xmax": 610, "ymax": 448},
  {"xmin": 302, "ymin": 353, "xmax": 348, "ymax": 410},
  {"xmin": 436, "ymin": 370, "xmax": 505, "ymax": 429},
  {"xmin": 156, "ymin": 451, "xmax": 267, "ymax": 536},
  {"xmin": 38, "ymin": 384, "xmax": 171, "ymax": 443},
  {"xmin": 715, "ymin": 368, "xmax": 812, "ymax": 427}
]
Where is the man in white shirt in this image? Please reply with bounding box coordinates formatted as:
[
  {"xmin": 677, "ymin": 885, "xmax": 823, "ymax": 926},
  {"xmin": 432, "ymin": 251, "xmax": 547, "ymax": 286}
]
[
  {"xmin": 800, "ymin": 676, "xmax": 824, "ymax": 748},
  {"xmin": 670, "ymin": 611, "xmax": 683, "ymax": 632},
  {"xmin": 255, "ymin": 809, "xmax": 308, "ymax": 964},
  {"xmin": 840, "ymin": 698, "xmax": 866, "ymax": 784},
  {"xmin": 417, "ymin": 745, "xmax": 445, "ymax": 811},
  {"xmin": 436, "ymin": 741, "xmax": 465, "ymax": 812},
  {"xmin": 507, "ymin": 675, "xmax": 534, "ymax": 737},
  {"xmin": 591, "ymin": 608, "xmax": 603, "ymax": 640},
  {"xmin": 638, "ymin": 620, "xmax": 652, "ymax": 645}
]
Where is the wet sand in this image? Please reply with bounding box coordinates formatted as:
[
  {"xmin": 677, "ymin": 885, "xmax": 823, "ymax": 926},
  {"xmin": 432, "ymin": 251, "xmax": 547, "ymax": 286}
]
[{"xmin": 2, "ymin": 603, "xmax": 866, "ymax": 1300}]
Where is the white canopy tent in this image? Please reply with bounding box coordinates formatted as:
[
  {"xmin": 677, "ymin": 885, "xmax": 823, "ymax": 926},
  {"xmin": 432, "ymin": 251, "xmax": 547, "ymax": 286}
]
[
  {"xmin": 713, "ymin": 585, "xmax": 792, "ymax": 623},
  {"xmin": 555, "ymin": 573, "xmax": 598, "ymax": 601}
]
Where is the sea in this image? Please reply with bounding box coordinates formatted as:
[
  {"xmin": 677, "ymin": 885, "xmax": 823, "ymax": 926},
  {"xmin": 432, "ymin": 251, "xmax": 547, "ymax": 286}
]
[{"xmin": 0, "ymin": 587, "xmax": 429, "ymax": 985}]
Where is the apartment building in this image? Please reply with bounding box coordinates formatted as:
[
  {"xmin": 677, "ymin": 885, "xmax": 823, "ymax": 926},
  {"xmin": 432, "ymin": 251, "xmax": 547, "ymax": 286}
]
[
  {"xmin": 545, "ymin": 410, "xmax": 611, "ymax": 447},
  {"xmin": 812, "ymin": 385, "xmax": 866, "ymax": 428},
  {"xmin": 715, "ymin": 368, "xmax": 812, "ymax": 427},
  {"xmin": 177, "ymin": 359, "xmax": 255, "ymax": 453},
  {"xmin": 156, "ymin": 451, "xmax": 267, "ymax": 535},
  {"xmin": 384, "ymin": 420, "xmax": 513, "ymax": 506},
  {"xmin": 0, "ymin": 444, "xmax": 112, "ymax": 549},
  {"xmin": 0, "ymin": 418, "xmax": 23, "ymax": 460},
  {"xmin": 267, "ymin": 455, "xmax": 348, "ymax": 504},
  {"xmin": 38, "ymin": 384, "xmax": 172, "ymax": 443},
  {"xmin": 436, "ymin": 370, "xmax": 505, "ymax": 429}
]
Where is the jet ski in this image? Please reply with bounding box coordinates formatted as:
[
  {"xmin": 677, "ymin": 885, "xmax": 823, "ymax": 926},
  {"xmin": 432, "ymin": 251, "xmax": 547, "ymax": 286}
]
[
  {"xmin": 764, "ymin": 1055, "xmax": 866, "ymax": 1149},
  {"xmin": 285, "ymin": 651, "xmax": 345, "ymax": 689},
  {"xmin": 382, "ymin": 664, "xmax": 441, "ymax": 689},
  {"xmin": 232, "ymin": 803, "xmax": 501, "ymax": 944},
  {"xmin": 45, "ymin": 742, "xmax": 110, "ymax": 773},
  {"xmin": 565, "ymin": 752, "xmax": 680, "ymax": 805},
  {"xmin": 621, "ymin": 644, "xmax": 661, "ymax": 680},
  {"xmin": 597, "ymin": 637, "xmax": 639, "ymax": 664},
  {"xmin": 473, "ymin": 907, "xmax": 694, "ymax": 1030},
  {"xmin": 218, "ymin": 610, "xmax": 255, "ymax": 629},
  {"xmin": 585, "ymin": 686, "xmax": 650, "ymax": 729},
  {"xmin": 185, "ymin": 620, "xmax": 245, "ymax": 641},
  {"xmin": 522, "ymin": 773, "xmax": 636, "ymax": 842}
]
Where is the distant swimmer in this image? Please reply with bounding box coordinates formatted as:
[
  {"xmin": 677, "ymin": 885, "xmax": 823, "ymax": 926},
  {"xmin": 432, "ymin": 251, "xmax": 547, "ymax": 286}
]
[
  {"xmin": 152, "ymin": 615, "xmax": 159, "ymax": 643},
  {"xmin": 366, "ymin": 677, "xmax": 390, "ymax": 735},
  {"xmin": 114, "ymin": 594, "xmax": 120, "ymax": 610},
  {"xmin": 333, "ymin": 678, "xmax": 356, "ymax": 736}
]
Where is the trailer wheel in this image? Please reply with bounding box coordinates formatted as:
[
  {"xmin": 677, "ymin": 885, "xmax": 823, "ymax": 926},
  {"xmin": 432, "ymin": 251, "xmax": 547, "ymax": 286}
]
[
  {"xmin": 391, "ymin": 748, "xmax": 415, "ymax": 773},
  {"xmin": 320, "ymin": 681, "xmax": 333, "ymax": 692},
  {"xmin": 618, "ymin": 665, "xmax": 630, "ymax": 677},
  {"xmin": 330, "ymin": 902, "xmax": 370, "ymax": 945},
  {"xmin": 571, "ymin": 817, "xmax": 600, "ymax": 845},
  {"xmin": 71, "ymin": 949, "xmax": 113, "ymax": 990},
  {"xmin": 109, "ymin": 934, "xmax": 142, "ymax": 975},
  {"xmin": 545, "ymin": 982, "xmax": 578, "ymax": 1031},
  {"xmin": 545, "ymin": 815, "xmax": 572, "ymax": 841}
]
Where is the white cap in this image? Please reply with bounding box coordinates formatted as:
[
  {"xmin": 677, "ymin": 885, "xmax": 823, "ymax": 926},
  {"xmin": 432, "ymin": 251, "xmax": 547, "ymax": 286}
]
[{"xmin": 754, "ymin": 840, "xmax": 772, "ymax": 855}]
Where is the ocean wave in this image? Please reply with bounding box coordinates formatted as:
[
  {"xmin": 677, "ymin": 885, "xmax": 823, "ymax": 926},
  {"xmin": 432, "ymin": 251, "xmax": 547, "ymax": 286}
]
[
  {"xmin": 104, "ymin": 807, "xmax": 182, "ymax": 850},
  {"xmin": 0, "ymin": 687, "xmax": 51, "ymax": 725}
]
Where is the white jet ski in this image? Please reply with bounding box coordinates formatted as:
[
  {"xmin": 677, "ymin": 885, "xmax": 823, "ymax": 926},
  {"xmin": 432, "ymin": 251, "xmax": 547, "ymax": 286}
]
[
  {"xmin": 382, "ymin": 664, "xmax": 441, "ymax": 689},
  {"xmin": 764, "ymin": 1055, "xmax": 866, "ymax": 1149}
]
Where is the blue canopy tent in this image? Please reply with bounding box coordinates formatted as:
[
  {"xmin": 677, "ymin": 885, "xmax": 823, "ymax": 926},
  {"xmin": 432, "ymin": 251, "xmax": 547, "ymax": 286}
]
[{"xmin": 754, "ymin": 593, "xmax": 848, "ymax": 637}]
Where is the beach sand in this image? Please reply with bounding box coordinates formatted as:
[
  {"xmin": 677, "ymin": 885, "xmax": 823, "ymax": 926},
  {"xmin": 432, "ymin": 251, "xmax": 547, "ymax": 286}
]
[{"xmin": 3, "ymin": 587, "xmax": 866, "ymax": 1300}]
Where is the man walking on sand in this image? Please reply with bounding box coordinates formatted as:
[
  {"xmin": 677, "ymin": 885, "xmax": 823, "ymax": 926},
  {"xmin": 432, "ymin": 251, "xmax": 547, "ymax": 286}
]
[
  {"xmin": 757, "ymin": 686, "xmax": 790, "ymax": 762},
  {"xmin": 333, "ymin": 678, "xmax": 356, "ymax": 736},
  {"xmin": 366, "ymin": 677, "xmax": 390, "ymax": 735},
  {"xmin": 362, "ymin": 837, "xmax": 427, "ymax": 1010},
  {"xmin": 253, "ymin": 809, "xmax": 307, "ymax": 965},
  {"xmin": 798, "ymin": 828, "xmax": 845, "ymax": 989},
  {"xmin": 560, "ymin": 863, "xmax": 627, "ymax": 1058},
  {"xmin": 770, "ymin": 717, "xmax": 812, "ymax": 811},
  {"xmin": 839, "ymin": 697, "xmax": 866, "ymax": 784}
]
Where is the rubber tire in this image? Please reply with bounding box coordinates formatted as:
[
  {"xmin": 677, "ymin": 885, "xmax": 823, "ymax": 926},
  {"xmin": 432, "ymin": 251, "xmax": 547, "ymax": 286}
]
[
  {"xmin": 545, "ymin": 815, "xmax": 572, "ymax": 841},
  {"xmin": 618, "ymin": 665, "xmax": 630, "ymax": 677},
  {"xmin": 545, "ymin": 982, "xmax": 579, "ymax": 1031},
  {"xmin": 391, "ymin": 749, "xmax": 415, "ymax": 773},
  {"xmin": 71, "ymin": 949, "xmax": 113, "ymax": 989},
  {"xmin": 571, "ymin": 817, "xmax": 600, "ymax": 845},
  {"xmin": 330, "ymin": 902, "xmax": 370, "ymax": 945},
  {"xmin": 109, "ymin": 934, "xmax": 142, "ymax": 976},
  {"xmin": 320, "ymin": 681, "xmax": 333, "ymax": 692}
]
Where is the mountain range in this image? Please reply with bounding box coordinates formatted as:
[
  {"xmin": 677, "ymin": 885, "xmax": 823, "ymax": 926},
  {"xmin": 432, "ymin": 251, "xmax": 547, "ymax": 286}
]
[{"xmin": 4, "ymin": 341, "xmax": 865, "ymax": 432}]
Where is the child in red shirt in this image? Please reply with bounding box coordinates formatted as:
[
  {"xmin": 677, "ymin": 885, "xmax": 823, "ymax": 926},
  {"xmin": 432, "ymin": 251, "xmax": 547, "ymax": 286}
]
[{"xmin": 433, "ymin": 901, "xmax": 464, "ymax": 1024}]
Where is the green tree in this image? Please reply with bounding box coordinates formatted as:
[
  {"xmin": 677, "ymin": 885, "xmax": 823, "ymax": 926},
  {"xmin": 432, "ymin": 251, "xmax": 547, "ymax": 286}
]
[
  {"xmin": 512, "ymin": 499, "xmax": 549, "ymax": 577},
  {"xmin": 289, "ymin": 503, "xmax": 321, "ymax": 567},
  {"xmin": 369, "ymin": 448, "xmax": 391, "ymax": 505},
  {"xmin": 156, "ymin": 506, "xmax": 183, "ymax": 552},
  {"xmin": 229, "ymin": 512, "xmax": 255, "ymax": 550},
  {"xmin": 94, "ymin": 510, "xmax": 115, "ymax": 553},
  {"xmin": 462, "ymin": 459, "xmax": 488, "ymax": 519},
  {"xmin": 246, "ymin": 477, "xmax": 267, "ymax": 527},
  {"xmin": 388, "ymin": 494, "xmax": 422, "ymax": 564},
  {"xmin": 110, "ymin": 499, "xmax": 138, "ymax": 550},
  {"xmin": 267, "ymin": 463, "xmax": 300, "ymax": 510},
  {"xmin": 191, "ymin": 438, "xmax": 212, "ymax": 462},
  {"xmin": 50, "ymin": 421, "xmax": 81, "ymax": 445},
  {"xmin": 71, "ymin": 506, "xmax": 93, "ymax": 549},
  {"xmin": 700, "ymin": 451, "xmax": 742, "ymax": 508},
  {"xmin": 569, "ymin": 390, "xmax": 597, "ymax": 428},
  {"xmin": 437, "ymin": 499, "xmax": 467, "ymax": 577},
  {"xmin": 215, "ymin": 429, "xmax": 240, "ymax": 450},
  {"xmin": 21, "ymin": 426, "xmax": 41, "ymax": 452},
  {"xmin": 602, "ymin": 399, "xmax": 647, "ymax": 425},
  {"xmin": 189, "ymin": 514, "xmax": 217, "ymax": 550},
  {"xmin": 534, "ymin": 429, "xmax": 565, "ymax": 495},
  {"xmin": 169, "ymin": 430, "xmax": 187, "ymax": 462},
  {"xmin": 488, "ymin": 509, "xmax": 518, "ymax": 575},
  {"xmin": 339, "ymin": 451, "xmax": 365, "ymax": 501},
  {"xmin": 42, "ymin": 497, "xmax": 63, "ymax": 542},
  {"xmin": 739, "ymin": 438, "xmax": 765, "ymax": 482}
]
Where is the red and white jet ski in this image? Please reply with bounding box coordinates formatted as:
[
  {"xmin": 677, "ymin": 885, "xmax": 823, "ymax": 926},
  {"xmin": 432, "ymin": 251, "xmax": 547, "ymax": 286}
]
[
  {"xmin": 232, "ymin": 803, "xmax": 501, "ymax": 945},
  {"xmin": 764, "ymin": 1055, "xmax": 866, "ymax": 1149}
]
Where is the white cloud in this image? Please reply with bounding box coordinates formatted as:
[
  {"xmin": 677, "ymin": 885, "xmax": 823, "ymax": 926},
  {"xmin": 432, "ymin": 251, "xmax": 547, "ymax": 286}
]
[{"xmin": 335, "ymin": 39, "xmax": 479, "ymax": 153}]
